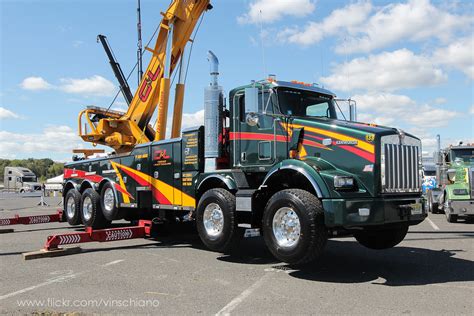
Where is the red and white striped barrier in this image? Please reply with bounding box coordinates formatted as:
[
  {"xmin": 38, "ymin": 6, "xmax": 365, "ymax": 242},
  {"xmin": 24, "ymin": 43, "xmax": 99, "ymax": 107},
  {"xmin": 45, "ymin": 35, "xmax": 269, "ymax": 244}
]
[
  {"xmin": 0, "ymin": 210, "xmax": 63, "ymax": 226},
  {"xmin": 44, "ymin": 220, "xmax": 152, "ymax": 250}
]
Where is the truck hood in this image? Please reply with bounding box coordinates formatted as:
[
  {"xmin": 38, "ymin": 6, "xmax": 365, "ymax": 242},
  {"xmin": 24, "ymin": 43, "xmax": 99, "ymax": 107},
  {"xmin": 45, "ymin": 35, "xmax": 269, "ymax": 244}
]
[
  {"xmin": 287, "ymin": 117, "xmax": 420, "ymax": 196},
  {"xmin": 293, "ymin": 116, "xmax": 417, "ymax": 139}
]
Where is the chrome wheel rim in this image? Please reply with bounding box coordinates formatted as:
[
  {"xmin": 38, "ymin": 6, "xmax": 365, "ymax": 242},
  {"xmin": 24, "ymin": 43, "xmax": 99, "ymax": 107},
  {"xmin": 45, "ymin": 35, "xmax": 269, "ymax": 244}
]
[
  {"xmin": 82, "ymin": 196, "xmax": 93, "ymax": 221},
  {"xmin": 203, "ymin": 203, "xmax": 224, "ymax": 237},
  {"xmin": 66, "ymin": 196, "xmax": 75, "ymax": 219},
  {"xmin": 103, "ymin": 188, "xmax": 115, "ymax": 212},
  {"xmin": 272, "ymin": 207, "xmax": 301, "ymax": 248}
]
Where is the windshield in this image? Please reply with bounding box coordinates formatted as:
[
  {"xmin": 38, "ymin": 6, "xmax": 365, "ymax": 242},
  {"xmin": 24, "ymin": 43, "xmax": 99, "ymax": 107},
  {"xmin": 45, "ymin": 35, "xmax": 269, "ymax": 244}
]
[
  {"xmin": 276, "ymin": 88, "xmax": 337, "ymax": 119},
  {"xmin": 424, "ymin": 170, "xmax": 436, "ymax": 176},
  {"xmin": 451, "ymin": 148, "xmax": 474, "ymax": 163},
  {"xmin": 22, "ymin": 176, "xmax": 37, "ymax": 182}
]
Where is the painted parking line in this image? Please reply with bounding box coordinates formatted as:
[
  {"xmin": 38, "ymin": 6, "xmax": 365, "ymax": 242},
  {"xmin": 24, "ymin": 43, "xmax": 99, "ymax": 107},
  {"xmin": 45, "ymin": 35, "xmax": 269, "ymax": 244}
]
[
  {"xmin": 102, "ymin": 259, "xmax": 124, "ymax": 267},
  {"xmin": 426, "ymin": 217, "xmax": 440, "ymax": 231},
  {"xmin": 216, "ymin": 273, "xmax": 272, "ymax": 316},
  {"xmin": 0, "ymin": 273, "xmax": 80, "ymax": 301}
]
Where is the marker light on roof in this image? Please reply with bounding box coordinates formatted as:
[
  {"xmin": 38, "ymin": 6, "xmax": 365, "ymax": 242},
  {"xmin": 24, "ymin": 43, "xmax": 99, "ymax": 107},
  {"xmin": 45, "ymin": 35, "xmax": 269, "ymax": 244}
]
[{"xmin": 290, "ymin": 80, "xmax": 313, "ymax": 87}]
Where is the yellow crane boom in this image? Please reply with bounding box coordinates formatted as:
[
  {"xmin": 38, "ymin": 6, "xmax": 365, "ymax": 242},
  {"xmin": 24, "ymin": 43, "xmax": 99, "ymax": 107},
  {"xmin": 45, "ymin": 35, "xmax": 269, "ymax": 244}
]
[{"xmin": 78, "ymin": 0, "xmax": 211, "ymax": 153}]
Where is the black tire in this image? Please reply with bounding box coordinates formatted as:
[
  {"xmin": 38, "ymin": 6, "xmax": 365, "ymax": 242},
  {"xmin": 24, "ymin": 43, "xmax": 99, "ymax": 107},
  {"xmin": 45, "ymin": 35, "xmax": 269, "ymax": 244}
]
[
  {"xmin": 80, "ymin": 188, "xmax": 109, "ymax": 228},
  {"xmin": 427, "ymin": 191, "xmax": 436, "ymax": 214},
  {"xmin": 196, "ymin": 188, "xmax": 242, "ymax": 253},
  {"xmin": 447, "ymin": 213, "xmax": 458, "ymax": 223},
  {"xmin": 354, "ymin": 225, "xmax": 408, "ymax": 250},
  {"xmin": 64, "ymin": 189, "xmax": 82, "ymax": 226},
  {"xmin": 100, "ymin": 182, "xmax": 123, "ymax": 221},
  {"xmin": 262, "ymin": 189, "xmax": 327, "ymax": 265}
]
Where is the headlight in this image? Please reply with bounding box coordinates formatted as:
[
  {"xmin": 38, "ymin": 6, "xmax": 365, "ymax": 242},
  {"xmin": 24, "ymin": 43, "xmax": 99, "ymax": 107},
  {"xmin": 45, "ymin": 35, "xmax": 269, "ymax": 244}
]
[
  {"xmin": 452, "ymin": 189, "xmax": 468, "ymax": 195},
  {"xmin": 334, "ymin": 176, "xmax": 355, "ymax": 189}
]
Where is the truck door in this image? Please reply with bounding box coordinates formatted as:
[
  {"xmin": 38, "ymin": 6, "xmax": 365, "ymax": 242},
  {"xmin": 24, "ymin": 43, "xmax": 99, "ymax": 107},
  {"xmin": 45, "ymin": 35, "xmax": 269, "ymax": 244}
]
[{"xmin": 234, "ymin": 87, "xmax": 276, "ymax": 170}]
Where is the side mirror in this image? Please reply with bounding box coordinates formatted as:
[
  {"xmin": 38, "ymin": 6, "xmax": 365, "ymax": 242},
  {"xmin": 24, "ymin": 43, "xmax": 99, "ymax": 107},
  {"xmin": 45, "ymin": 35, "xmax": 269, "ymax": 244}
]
[
  {"xmin": 246, "ymin": 113, "xmax": 259, "ymax": 127},
  {"xmin": 446, "ymin": 169, "xmax": 456, "ymax": 182},
  {"xmin": 244, "ymin": 87, "xmax": 259, "ymax": 114}
]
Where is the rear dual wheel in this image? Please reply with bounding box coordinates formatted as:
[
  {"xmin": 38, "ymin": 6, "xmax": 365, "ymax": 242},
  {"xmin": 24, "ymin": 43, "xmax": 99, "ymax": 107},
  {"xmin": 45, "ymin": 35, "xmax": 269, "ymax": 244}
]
[{"xmin": 81, "ymin": 188, "xmax": 110, "ymax": 229}]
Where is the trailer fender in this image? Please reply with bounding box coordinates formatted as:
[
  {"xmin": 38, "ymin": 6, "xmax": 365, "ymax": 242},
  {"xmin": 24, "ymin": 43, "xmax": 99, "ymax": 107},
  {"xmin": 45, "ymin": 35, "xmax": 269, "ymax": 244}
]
[{"xmin": 260, "ymin": 159, "xmax": 329, "ymax": 198}]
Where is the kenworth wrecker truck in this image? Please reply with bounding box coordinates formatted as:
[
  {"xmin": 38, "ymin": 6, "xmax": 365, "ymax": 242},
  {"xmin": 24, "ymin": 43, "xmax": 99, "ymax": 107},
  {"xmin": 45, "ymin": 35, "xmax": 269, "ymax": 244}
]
[
  {"xmin": 427, "ymin": 144, "xmax": 474, "ymax": 222},
  {"xmin": 62, "ymin": 0, "xmax": 426, "ymax": 264}
]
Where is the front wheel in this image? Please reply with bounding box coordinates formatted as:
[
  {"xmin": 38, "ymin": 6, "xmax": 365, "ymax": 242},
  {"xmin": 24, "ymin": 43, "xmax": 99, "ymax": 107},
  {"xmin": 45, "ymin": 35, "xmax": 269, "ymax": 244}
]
[
  {"xmin": 196, "ymin": 188, "xmax": 242, "ymax": 253},
  {"xmin": 354, "ymin": 225, "xmax": 408, "ymax": 250},
  {"xmin": 262, "ymin": 189, "xmax": 327, "ymax": 265}
]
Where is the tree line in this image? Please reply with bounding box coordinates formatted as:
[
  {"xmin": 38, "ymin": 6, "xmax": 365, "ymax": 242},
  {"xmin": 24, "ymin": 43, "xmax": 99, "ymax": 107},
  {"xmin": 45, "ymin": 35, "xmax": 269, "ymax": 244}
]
[{"xmin": 0, "ymin": 158, "xmax": 64, "ymax": 183}]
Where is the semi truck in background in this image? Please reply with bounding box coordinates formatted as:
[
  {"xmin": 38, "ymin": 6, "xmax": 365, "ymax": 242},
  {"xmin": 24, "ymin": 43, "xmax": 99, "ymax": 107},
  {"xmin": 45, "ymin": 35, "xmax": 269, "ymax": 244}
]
[
  {"xmin": 3, "ymin": 167, "xmax": 41, "ymax": 193},
  {"xmin": 428, "ymin": 142, "xmax": 474, "ymax": 222},
  {"xmin": 61, "ymin": 0, "xmax": 426, "ymax": 265}
]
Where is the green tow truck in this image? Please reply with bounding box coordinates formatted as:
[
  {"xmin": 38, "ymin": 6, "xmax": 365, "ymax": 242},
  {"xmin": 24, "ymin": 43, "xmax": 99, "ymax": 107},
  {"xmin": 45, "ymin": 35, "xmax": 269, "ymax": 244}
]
[
  {"xmin": 429, "ymin": 144, "xmax": 474, "ymax": 222},
  {"xmin": 63, "ymin": 54, "xmax": 426, "ymax": 264}
]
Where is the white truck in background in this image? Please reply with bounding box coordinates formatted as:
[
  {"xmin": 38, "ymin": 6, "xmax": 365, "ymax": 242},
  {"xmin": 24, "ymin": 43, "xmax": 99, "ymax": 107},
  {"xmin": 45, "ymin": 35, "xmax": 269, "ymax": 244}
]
[{"xmin": 3, "ymin": 167, "xmax": 42, "ymax": 193}]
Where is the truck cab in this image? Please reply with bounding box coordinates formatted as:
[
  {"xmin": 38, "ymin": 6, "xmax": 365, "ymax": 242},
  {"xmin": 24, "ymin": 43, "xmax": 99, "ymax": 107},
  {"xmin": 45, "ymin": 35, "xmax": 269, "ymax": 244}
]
[
  {"xmin": 433, "ymin": 145, "xmax": 474, "ymax": 222},
  {"xmin": 3, "ymin": 167, "xmax": 41, "ymax": 193}
]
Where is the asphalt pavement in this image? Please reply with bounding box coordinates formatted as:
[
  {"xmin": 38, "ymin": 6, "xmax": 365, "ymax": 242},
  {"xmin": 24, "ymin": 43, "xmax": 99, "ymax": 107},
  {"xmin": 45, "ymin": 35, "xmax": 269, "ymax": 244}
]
[{"xmin": 0, "ymin": 194, "xmax": 473, "ymax": 315}]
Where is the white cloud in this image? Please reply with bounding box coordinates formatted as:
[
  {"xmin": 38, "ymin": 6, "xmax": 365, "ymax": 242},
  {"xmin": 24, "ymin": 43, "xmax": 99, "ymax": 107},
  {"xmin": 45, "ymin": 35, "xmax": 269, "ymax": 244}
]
[
  {"xmin": 164, "ymin": 110, "xmax": 204, "ymax": 138},
  {"xmin": 433, "ymin": 36, "xmax": 474, "ymax": 79},
  {"xmin": 238, "ymin": 0, "xmax": 315, "ymax": 24},
  {"xmin": 320, "ymin": 49, "xmax": 446, "ymax": 92},
  {"xmin": 59, "ymin": 75, "xmax": 115, "ymax": 96},
  {"xmin": 354, "ymin": 93, "xmax": 459, "ymax": 128},
  {"xmin": 279, "ymin": 0, "xmax": 472, "ymax": 54},
  {"xmin": 0, "ymin": 125, "xmax": 84, "ymax": 158},
  {"xmin": 340, "ymin": 0, "xmax": 472, "ymax": 54},
  {"xmin": 282, "ymin": 1, "xmax": 372, "ymax": 45},
  {"xmin": 20, "ymin": 76, "xmax": 52, "ymax": 90},
  {"xmin": 470, "ymin": 105, "xmax": 474, "ymax": 115},
  {"xmin": 0, "ymin": 107, "xmax": 19, "ymax": 119}
]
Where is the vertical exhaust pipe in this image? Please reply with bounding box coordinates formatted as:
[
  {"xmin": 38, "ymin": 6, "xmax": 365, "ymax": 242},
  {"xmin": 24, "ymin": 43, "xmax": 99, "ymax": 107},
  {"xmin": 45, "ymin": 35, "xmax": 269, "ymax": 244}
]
[{"xmin": 204, "ymin": 50, "xmax": 224, "ymax": 171}]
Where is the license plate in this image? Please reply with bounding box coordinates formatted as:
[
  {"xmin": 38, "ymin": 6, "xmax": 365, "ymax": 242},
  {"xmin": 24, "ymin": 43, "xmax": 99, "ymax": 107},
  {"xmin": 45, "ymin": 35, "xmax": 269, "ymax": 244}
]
[{"xmin": 410, "ymin": 203, "xmax": 422, "ymax": 215}]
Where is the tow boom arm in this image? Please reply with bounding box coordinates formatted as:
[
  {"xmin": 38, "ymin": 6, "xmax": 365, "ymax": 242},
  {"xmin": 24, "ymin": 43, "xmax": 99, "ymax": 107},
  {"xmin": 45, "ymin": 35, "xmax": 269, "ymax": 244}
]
[{"xmin": 78, "ymin": 0, "xmax": 211, "ymax": 153}]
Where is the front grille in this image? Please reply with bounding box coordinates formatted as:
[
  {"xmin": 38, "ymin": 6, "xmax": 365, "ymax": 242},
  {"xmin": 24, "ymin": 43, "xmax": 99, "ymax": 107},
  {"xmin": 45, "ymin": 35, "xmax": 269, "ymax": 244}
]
[{"xmin": 381, "ymin": 135, "xmax": 421, "ymax": 193}]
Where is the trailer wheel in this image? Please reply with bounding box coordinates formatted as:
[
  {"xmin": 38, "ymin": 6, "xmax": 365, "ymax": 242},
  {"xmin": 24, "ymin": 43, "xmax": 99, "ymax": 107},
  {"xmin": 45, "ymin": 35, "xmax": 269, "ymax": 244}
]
[
  {"xmin": 64, "ymin": 189, "xmax": 82, "ymax": 226},
  {"xmin": 354, "ymin": 225, "xmax": 408, "ymax": 250},
  {"xmin": 80, "ymin": 188, "xmax": 109, "ymax": 228},
  {"xmin": 196, "ymin": 188, "xmax": 242, "ymax": 253},
  {"xmin": 100, "ymin": 182, "xmax": 123, "ymax": 221},
  {"xmin": 262, "ymin": 189, "xmax": 327, "ymax": 265}
]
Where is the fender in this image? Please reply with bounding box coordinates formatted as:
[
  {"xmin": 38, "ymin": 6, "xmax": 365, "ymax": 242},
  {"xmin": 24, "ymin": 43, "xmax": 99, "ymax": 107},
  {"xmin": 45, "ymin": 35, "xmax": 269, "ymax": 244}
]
[
  {"xmin": 78, "ymin": 179, "xmax": 97, "ymax": 192},
  {"xmin": 261, "ymin": 159, "xmax": 330, "ymax": 198},
  {"xmin": 197, "ymin": 174, "xmax": 237, "ymax": 192},
  {"xmin": 98, "ymin": 179, "xmax": 122, "ymax": 206},
  {"xmin": 63, "ymin": 180, "xmax": 79, "ymax": 194}
]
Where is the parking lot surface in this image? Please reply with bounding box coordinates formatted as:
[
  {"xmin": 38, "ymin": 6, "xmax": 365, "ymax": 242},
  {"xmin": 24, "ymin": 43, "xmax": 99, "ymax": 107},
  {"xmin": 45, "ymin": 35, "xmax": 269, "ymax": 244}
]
[{"xmin": 1, "ymin": 194, "xmax": 473, "ymax": 314}]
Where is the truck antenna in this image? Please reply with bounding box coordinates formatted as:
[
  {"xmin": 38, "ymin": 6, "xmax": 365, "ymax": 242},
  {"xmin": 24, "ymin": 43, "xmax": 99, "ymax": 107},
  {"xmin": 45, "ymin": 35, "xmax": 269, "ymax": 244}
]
[{"xmin": 137, "ymin": 0, "xmax": 143, "ymax": 85}]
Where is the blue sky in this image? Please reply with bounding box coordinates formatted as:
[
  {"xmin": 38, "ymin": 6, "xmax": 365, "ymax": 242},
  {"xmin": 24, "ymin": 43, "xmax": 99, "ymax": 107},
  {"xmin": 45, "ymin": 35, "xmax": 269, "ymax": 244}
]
[{"xmin": 0, "ymin": 0, "xmax": 473, "ymax": 161}]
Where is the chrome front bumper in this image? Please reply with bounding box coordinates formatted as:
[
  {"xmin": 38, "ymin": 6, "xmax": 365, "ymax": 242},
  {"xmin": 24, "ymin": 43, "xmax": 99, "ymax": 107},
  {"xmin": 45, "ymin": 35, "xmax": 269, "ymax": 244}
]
[{"xmin": 450, "ymin": 200, "xmax": 474, "ymax": 215}]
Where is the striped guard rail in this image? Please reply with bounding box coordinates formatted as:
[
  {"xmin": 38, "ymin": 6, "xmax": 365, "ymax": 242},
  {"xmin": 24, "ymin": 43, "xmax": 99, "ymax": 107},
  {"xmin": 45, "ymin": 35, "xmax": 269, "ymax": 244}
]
[
  {"xmin": 44, "ymin": 220, "xmax": 152, "ymax": 250},
  {"xmin": 0, "ymin": 210, "xmax": 63, "ymax": 226}
]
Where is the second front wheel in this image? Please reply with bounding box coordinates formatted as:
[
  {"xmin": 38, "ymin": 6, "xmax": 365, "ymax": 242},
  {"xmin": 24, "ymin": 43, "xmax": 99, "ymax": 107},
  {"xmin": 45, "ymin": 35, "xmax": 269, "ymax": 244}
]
[{"xmin": 262, "ymin": 189, "xmax": 327, "ymax": 265}]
